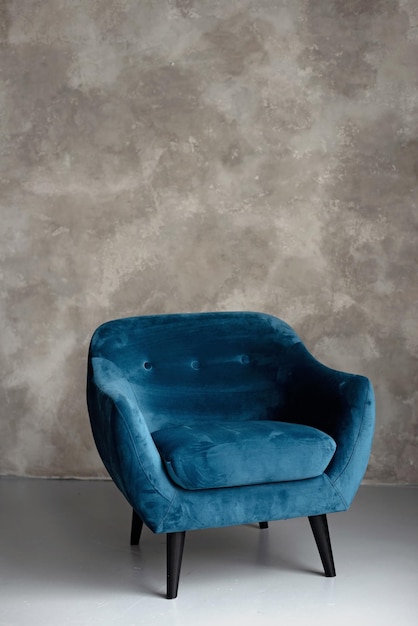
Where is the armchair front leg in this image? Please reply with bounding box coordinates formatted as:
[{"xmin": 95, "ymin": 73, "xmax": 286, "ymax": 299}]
[
  {"xmin": 309, "ymin": 514, "xmax": 336, "ymax": 577},
  {"xmin": 167, "ymin": 531, "xmax": 186, "ymax": 599}
]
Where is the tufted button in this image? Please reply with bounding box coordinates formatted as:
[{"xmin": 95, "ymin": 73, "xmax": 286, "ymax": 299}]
[
  {"xmin": 143, "ymin": 361, "xmax": 152, "ymax": 370},
  {"xmin": 240, "ymin": 354, "xmax": 250, "ymax": 365},
  {"xmin": 191, "ymin": 360, "xmax": 200, "ymax": 370}
]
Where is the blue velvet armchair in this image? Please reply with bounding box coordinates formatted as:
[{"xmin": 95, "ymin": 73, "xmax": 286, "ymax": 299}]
[{"xmin": 87, "ymin": 312, "xmax": 375, "ymax": 598}]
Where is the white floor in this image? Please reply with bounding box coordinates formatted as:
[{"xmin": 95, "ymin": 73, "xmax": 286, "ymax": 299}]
[{"xmin": 0, "ymin": 479, "xmax": 417, "ymax": 626}]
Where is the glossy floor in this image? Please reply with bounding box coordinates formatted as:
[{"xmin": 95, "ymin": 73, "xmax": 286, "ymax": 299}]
[{"xmin": 0, "ymin": 479, "xmax": 417, "ymax": 626}]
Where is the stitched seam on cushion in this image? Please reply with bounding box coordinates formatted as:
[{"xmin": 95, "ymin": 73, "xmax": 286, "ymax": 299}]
[
  {"xmin": 169, "ymin": 443, "xmax": 333, "ymax": 455},
  {"xmin": 330, "ymin": 382, "xmax": 370, "ymax": 485},
  {"xmin": 159, "ymin": 439, "xmax": 336, "ymax": 462}
]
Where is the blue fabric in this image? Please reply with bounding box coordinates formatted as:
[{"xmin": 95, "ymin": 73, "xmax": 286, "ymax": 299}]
[
  {"xmin": 87, "ymin": 312, "xmax": 375, "ymax": 533},
  {"xmin": 152, "ymin": 421, "xmax": 336, "ymax": 489}
]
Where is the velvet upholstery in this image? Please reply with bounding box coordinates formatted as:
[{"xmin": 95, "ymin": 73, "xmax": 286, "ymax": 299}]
[
  {"xmin": 87, "ymin": 312, "xmax": 375, "ymax": 534},
  {"xmin": 152, "ymin": 421, "xmax": 337, "ymax": 489}
]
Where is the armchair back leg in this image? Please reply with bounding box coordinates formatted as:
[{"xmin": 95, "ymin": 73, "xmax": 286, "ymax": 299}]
[
  {"xmin": 167, "ymin": 531, "xmax": 186, "ymax": 599},
  {"xmin": 308, "ymin": 514, "xmax": 336, "ymax": 577},
  {"xmin": 130, "ymin": 509, "xmax": 143, "ymax": 546}
]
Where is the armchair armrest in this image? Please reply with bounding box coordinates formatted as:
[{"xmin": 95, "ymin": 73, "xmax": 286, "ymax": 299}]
[
  {"xmin": 87, "ymin": 357, "xmax": 177, "ymax": 529},
  {"xmin": 282, "ymin": 344, "xmax": 375, "ymax": 507}
]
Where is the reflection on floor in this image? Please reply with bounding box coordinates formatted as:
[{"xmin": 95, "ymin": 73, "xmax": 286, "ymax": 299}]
[{"xmin": 0, "ymin": 478, "xmax": 417, "ymax": 625}]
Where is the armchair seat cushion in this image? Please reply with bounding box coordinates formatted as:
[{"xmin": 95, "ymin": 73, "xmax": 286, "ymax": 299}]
[{"xmin": 151, "ymin": 421, "xmax": 337, "ymax": 490}]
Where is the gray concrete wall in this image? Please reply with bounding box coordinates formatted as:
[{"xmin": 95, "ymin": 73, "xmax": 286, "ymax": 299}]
[{"xmin": 1, "ymin": 1, "xmax": 417, "ymax": 482}]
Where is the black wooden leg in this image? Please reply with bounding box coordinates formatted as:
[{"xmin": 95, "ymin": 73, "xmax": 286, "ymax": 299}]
[
  {"xmin": 309, "ymin": 514, "xmax": 336, "ymax": 577},
  {"xmin": 259, "ymin": 521, "xmax": 269, "ymax": 529},
  {"xmin": 130, "ymin": 509, "xmax": 143, "ymax": 546},
  {"xmin": 167, "ymin": 531, "xmax": 186, "ymax": 599}
]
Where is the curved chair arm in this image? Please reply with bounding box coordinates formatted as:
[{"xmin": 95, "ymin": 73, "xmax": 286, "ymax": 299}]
[
  {"xmin": 324, "ymin": 373, "xmax": 374, "ymax": 506},
  {"xmin": 87, "ymin": 356, "xmax": 177, "ymax": 528},
  {"xmin": 282, "ymin": 345, "xmax": 375, "ymax": 507}
]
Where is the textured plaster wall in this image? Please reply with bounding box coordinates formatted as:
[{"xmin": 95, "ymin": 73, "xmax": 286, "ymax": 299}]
[{"xmin": 0, "ymin": 0, "xmax": 417, "ymax": 481}]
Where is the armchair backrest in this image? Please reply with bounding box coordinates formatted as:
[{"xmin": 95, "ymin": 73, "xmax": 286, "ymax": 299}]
[{"xmin": 88, "ymin": 311, "xmax": 304, "ymax": 432}]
